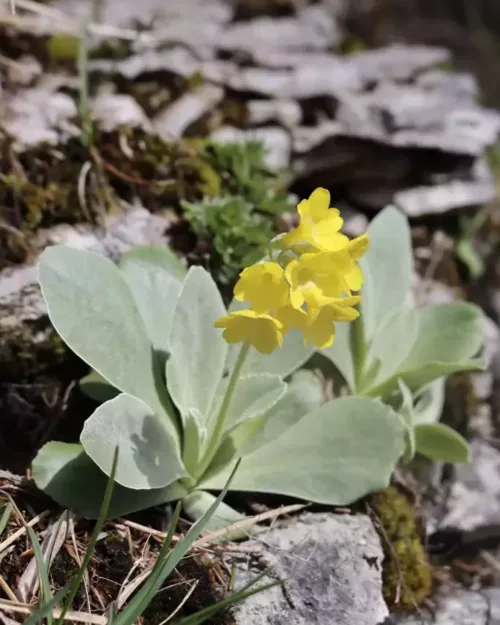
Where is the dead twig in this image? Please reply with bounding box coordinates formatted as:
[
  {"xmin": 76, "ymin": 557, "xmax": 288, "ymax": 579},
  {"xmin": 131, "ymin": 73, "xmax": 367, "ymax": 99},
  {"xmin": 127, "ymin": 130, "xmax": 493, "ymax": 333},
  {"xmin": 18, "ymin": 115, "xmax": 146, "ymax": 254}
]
[
  {"xmin": 0, "ymin": 511, "xmax": 50, "ymax": 557},
  {"xmin": 0, "ymin": 599, "xmax": 107, "ymax": 625}
]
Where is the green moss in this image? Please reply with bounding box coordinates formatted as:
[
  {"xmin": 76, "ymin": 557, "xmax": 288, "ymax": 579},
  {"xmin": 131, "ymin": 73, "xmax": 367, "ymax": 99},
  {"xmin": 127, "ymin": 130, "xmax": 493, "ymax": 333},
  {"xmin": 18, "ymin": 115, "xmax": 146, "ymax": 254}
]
[{"xmin": 370, "ymin": 485, "xmax": 432, "ymax": 612}]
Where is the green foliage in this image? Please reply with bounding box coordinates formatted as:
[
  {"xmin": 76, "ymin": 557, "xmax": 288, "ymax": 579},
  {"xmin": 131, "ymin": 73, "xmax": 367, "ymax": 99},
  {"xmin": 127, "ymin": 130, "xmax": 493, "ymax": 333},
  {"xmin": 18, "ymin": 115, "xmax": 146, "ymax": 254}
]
[
  {"xmin": 183, "ymin": 196, "xmax": 274, "ymax": 284},
  {"xmin": 33, "ymin": 244, "xmax": 406, "ymax": 521},
  {"xmin": 323, "ymin": 206, "xmax": 485, "ymax": 464},
  {"xmin": 182, "ymin": 141, "xmax": 293, "ymax": 284}
]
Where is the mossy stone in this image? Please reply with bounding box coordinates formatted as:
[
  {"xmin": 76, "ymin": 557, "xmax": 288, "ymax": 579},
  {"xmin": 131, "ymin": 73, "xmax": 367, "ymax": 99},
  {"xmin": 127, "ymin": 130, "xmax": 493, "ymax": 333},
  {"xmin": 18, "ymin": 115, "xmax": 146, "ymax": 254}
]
[{"xmin": 370, "ymin": 485, "xmax": 432, "ymax": 611}]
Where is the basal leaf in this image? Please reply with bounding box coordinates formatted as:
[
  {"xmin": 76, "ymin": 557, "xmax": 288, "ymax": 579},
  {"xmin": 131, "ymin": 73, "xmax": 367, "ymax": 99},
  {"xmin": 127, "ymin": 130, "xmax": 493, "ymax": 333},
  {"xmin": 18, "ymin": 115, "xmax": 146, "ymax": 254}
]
[
  {"xmin": 397, "ymin": 379, "xmax": 416, "ymax": 463},
  {"xmin": 38, "ymin": 246, "xmax": 164, "ymax": 416},
  {"xmin": 228, "ymin": 369, "xmax": 324, "ymax": 457},
  {"xmin": 182, "ymin": 490, "xmax": 245, "ymax": 532},
  {"xmin": 414, "ymin": 422, "xmax": 470, "ymax": 463},
  {"xmin": 401, "ymin": 302, "xmax": 484, "ymax": 371},
  {"xmin": 413, "ymin": 378, "xmax": 446, "ymax": 425},
  {"xmin": 210, "ymin": 374, "xmax": 287, "ymax": 434},
  {"xmin": 321, "ymin": 322, "xmax": 355, "ymax": 392},
  {"xmin": 119, "ymin": 246, "xmax": 186, "ymax": 358},
  {"xmin": 167, "ymin": 267, "xmax": 227, "ymax": 424},
  {"xmin": 368, "ymin": 359, "xmax": 484, "ymax": 397},
  {"xmin": 360, "ymin": 206, "xmax": 413, "ymax": 341},
  {"xmin": 363, "ymin": 307, "xmax": 419, "ymax": 389},
  {"xmin": 80, "ymin": 394, "xmax": 186, "ymax": 490},
  {"xmin": 32, "ymin": 442, "xmax": 186, "ymax": 519},
  {"xmin": 200, "ymin": 396, "xmax": 406, "ymax": 505},
  {"xmin": 80, "ymin": 369, "xmax": 119, "ymax": 403}
]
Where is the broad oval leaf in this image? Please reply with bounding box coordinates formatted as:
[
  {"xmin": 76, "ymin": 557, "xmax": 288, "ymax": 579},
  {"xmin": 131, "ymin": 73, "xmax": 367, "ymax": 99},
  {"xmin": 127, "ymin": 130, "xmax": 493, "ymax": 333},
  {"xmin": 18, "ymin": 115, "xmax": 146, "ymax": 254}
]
[
  {"xmin": 38, "ymin": 246, "xmax": 162, "ymax": 415},
  {"xmin": 200, "ymin": 396, "xmax": 406, "ymax": 505},
  {"xmin": 321, "ymin": 323, "xmax": 355, "ymax": 392},
  {"xmin": 368, "ymin": 359, "xmax": 484, "ymax": 397},
  {"xmin": 119, "ymin": 246, "xmax": 186, "ymax": 358},
  {"xmin": 413, "ymin": 378, "xmax": 446, "ymax": 426},
  {"xmin": 80, "ymin": 369, "xmax": 119, "ymax": 403},
  {"xmin": 397, "ymin": 379, "xmax": 416, "ymax": 463},
  {"xmin": 360, "ymin": 206, "xmax": 413, "ymax": 341},
  {"xmin": 210, "ymin": 373, "xmax": 287, "ymax": 434},
  {"xmin": 167, "ymin": 267, "xmax": 227, "ymax": 424},
  {"xmin": 32, "ymin": 442, "xmax": 186, "ymax": 519},
  {"xmin": 414, "ymin": 422, "xmax": 470, "ymax": 463},
  {"xmin": 228, "ymin": 369, "xmax": 324, "ymax": 457},
  {"xmin": 182, "ymin": 490, "xmax": 245, "ymax": 533},
  {"xmin": 363, "ymin": 307, "xmax": 419, "ymax": 390},
  {"xmin": 400, "ymin": 302, "xmax": 484, "ymax": 370},
  {"xmin": 80, "ymin": 393, "xmax": 187, "ymax": 490}
]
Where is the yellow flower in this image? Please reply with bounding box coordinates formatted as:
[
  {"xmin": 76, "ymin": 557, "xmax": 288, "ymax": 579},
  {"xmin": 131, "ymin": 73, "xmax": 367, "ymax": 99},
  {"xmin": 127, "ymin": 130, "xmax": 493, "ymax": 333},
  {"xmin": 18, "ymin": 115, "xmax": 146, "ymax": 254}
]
[
  {"xmin": 283, "ymin": 188, "xmax": 349, "ymax": 252},
  {"xmin": 303, "ymin": 296, "xmax": 362, "ymax": 349},
  {"xmin": 234, "ymin": 262, "xmax": 289, "ymax": 313},
  {"xmin": 214, "ymin": 310, "xmax": 283, "ymax": 354},
  {"xmin": 285, "ymin": 251, "xmax": 352, "ymax": 309},
  {"xmin": 274, "ymin": 305, "xmax": 307, "ymax": 334}
]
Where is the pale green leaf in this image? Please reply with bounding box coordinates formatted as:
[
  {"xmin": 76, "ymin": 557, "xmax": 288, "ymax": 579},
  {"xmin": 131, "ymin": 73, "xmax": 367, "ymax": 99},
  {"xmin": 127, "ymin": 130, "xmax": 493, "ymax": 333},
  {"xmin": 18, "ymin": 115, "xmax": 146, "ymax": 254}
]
[
  {"xmin": 80, "ymin": 369, "xmax": 119, "ymax": 403},
  {"xmin": 200, "ymin": 397, "xmax": 406, "ymax": 505},
  {"xmin": 182, "ymin": 490, "xmax": 245, "ymax": 533},
  {"xmin": 80, "ymin": 393, "xmax": 187, "ymax": 490},
  {"xmin": 397, "ymin": 379, "xmax": 416, "ymax": 463},
  {"xmin": 401, "ymin": 302, "xmax": 484, "ymax": 370},
  {"xmin": 363, "ymin": 307, "xmax": 419, "ymax": 389},
  {"xmin": 183, "ymin": 408, "xmax": 204, "ymax": 477},
  {"xmin": 32, "ymin": 442, "xmax": 185, "ymax": 519},
  {"xmin": 228, "ymin": 369, "xmax": 324, "ymax": 457},
  {"xmin": 38, "ymin": 246, "xmax": 163, "ymax": 415},
  {"xmin": 210, "ymin": 374, "xmax": 287, "ymax": 434},
  {"xmin": 414, "ymin": 422, "xmax": 470, "ymax": 463},
  {"xmin": 360, "ymin": 206, "xmax": 413, "ymax": 341},
  {"xmin": 368, "ymin": 358, "xmax": 484, "ymax": 397},
  {"xmin": 413, "ymin": 378, "xmax": 446, "ymax": 425},
  {"xmin": 167, "ymin": 267, "xmax": 227, "ymax": 424},
  {"xmin": 321, "ymin": 323, "xmax": 355, "ymax": 391},
  {"xmin": 119, "ymin": 245, "xmax": 186, "ymax": 358}
]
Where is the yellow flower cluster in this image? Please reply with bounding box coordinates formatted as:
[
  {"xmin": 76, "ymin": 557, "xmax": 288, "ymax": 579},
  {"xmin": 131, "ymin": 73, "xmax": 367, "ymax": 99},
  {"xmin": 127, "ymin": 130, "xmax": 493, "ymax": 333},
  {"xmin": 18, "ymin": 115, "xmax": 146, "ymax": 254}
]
[{"xmin": 214, "ymin": 188, "xmax": 369, "ymax": 354}]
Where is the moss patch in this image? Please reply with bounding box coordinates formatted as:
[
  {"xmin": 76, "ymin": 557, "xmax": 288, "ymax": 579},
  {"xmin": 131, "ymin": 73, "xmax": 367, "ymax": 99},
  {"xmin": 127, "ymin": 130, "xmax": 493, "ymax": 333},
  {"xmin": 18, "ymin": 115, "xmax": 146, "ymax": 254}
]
[{"xmin": 370, "ymin": 485, "xmax": 432, "ymax": 612}]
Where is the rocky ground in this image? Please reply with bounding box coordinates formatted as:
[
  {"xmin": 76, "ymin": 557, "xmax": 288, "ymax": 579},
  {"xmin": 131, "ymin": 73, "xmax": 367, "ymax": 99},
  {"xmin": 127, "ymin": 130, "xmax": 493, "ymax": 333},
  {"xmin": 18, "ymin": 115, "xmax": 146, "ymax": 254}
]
[{"xmin": 1, "ymin": 1, "xmax": 500, "ymax": 624}]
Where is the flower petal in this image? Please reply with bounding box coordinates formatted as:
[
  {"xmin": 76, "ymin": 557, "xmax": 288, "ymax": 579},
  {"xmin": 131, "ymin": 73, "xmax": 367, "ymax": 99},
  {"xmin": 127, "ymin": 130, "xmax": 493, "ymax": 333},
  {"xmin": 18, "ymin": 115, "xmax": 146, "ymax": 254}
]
[{"xmin": 348, "ymin": 234, "xmax": 370, "ymax": 260}]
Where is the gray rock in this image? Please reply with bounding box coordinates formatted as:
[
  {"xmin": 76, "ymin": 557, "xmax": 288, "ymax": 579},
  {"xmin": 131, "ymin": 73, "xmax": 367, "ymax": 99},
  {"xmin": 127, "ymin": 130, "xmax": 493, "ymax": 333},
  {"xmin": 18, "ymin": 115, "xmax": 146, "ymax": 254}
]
[
  {"xmin": 153, "ymin": 84, "xmax": 224, "ymax": 140},
  {"xmin": 91, "ymin": 93, "xmax": 152, "ymax": 132},
  {"xmin": 220, "ymin": 5, "xmax": 342, "ymax": 53},
  {"xmin": 438, "ymin": 438, "xmax": 500, "ymax": 533},
  {"xmin": 416, "ymin": 70, "xmax": 479, "ymax": 103},
  {"xmin": 394, "ymin": 589, "xmax": 489, "ymax": 625},
  {"xmin": 2, "ymin": 85, "xmax": 79, "ymax": 149},
  {"xmin": 248, "ymin": 99, "xmax": 302, "ymax": 127},
  {"xmin": 346, "ymin": 44, "xmax": 451, "ymax": 82},
  {"xmin": 231, "ymin": 512, "xmax": 389, "ymax": 625},
  {"xmin": 0, "ymin": 204, "xmax": 174, "ymax": 364}
]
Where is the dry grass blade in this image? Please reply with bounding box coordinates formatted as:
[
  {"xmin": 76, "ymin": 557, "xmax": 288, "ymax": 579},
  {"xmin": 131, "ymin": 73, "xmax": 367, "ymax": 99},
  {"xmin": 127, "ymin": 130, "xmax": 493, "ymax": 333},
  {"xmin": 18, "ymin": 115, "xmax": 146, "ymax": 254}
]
[
  {"xmin": 18, "ymin": 512, "xmax": 69, "ymax": 603},
  {"xmin": 192, "ymin": 503, "xmax": 307, "ymax": 549},
  {"xmin": 0, "ymin": 511, "xmax": 50, "ymax": 557},
  {"xmin": 0, "ymin": 599, "xmax": 107, "ymax": 625},
  {"xmin": 159, "ymin": 580, "xmax": 198, "ymax": 625}
]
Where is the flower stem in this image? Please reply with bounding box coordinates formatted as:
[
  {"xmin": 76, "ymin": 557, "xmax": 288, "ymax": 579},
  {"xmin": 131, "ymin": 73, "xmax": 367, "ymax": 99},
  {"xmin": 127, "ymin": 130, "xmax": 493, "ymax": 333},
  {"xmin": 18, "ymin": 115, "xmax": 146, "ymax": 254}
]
[{"xmin": 196, "ymin": 342, "xmax": 251, "ymax": 479}]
